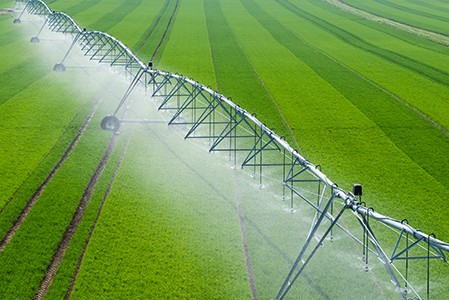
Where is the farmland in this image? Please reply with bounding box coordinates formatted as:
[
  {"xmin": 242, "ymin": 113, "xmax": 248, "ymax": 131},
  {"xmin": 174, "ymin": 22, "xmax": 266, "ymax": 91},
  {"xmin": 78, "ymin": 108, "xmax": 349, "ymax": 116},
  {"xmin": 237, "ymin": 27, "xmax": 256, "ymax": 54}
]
[{"xmin": 1, "ymin": 0, "xmax": 449, "ymax": 299}]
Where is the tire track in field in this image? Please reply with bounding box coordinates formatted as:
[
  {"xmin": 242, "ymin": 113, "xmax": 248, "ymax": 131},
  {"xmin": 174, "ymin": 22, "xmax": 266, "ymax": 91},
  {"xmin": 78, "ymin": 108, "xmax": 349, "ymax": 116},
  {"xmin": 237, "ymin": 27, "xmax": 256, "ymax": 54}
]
[
  {"xmin": 64, "ymin": 134, "xmax": 131, "ymax": 300},
  {"xmin": 149, "ymin": 0, "xmax": 180, "ymax": 63},
  {"xmin": 134, "ymin": 0, "xmax": 171, "ymax": 56},
  {"xmin": 145, "ymin": 125, "xmax": 334, "ymax": 298},
  {"xmin": 143, "ymin": 124, "xmax": 259, "ymax": 298},
  {"xmin": 242, "ymin": 0, "xmax": 449, "ymax": 186},
  {"xmin": 0, "ymin": 101, "xmax": 100, "ymax": 253},
  {"xmin": 232, "ymin": 174, "xmax": 258, "ymax": 300},
  {"xmin": 277, "ymin": 0, "xmax": 449, "ymax": 87},
  {"xmin": 34, "ymin": 132, "xmax": 119, "ymax": 300},
  {"xmin": 0, "ymin": 104, "xmax": 95, "ymax": 215}
]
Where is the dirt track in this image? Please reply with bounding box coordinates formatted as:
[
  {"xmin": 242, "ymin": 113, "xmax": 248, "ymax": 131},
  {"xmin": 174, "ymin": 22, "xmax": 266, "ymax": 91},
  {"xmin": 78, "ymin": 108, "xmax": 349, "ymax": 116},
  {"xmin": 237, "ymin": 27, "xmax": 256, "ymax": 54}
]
[
  {"xmin": 0, "ymin": 103, "xmax": 100, "ymax": 253},
  {"xmin": 64, "ymin": 135, "xmax": 131, "ymax": 299},
  {"xmin": 34, "ymin": 133, "xmax": 119, "ymax": 300},
  {"xmin": 326, "ymin": 0, "xmax": 449, "ymax": 46}
]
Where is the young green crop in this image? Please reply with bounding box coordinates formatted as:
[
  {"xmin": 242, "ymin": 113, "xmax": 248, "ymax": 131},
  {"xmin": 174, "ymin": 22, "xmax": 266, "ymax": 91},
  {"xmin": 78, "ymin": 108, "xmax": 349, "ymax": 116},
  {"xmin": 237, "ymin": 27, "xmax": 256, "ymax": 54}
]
[
  {"xmin": 109, "ymin": 0, "xmax": 165, "ymax": 56},
  {"xmin": 48, "ymin": 0, "xmax": 102, "ymax": 17},
  {"xmin": 0, "ymin": 101, "xmax": 114, "ymax": 298},
  {"xmin": 69, "ymin": 126, "xmax": 252, "ymax": 299},
  {"xmin": 0, "ymin": 16, "xmax": 132, "ymax": 297},
  {"xmin": 44, "ymin": 133, "xmax": 128, "ymax": 300},
  {"xmin": 343, "ymin": 0, "xmax": 449, "ymax": 35},
  {"xmin": 2, "ymin": 0, "xmax": 449, "ymax": 298},
  {"xmin": 241, "ymin": 0, "xmax": 449, "ymax": 237},
  {"xmin": 158, "ymin": 0, "xmax": 216, "ymax": 86},
  {"xmin": 201, "ymin": 0, "xmax": 295, "ymax": 145}
]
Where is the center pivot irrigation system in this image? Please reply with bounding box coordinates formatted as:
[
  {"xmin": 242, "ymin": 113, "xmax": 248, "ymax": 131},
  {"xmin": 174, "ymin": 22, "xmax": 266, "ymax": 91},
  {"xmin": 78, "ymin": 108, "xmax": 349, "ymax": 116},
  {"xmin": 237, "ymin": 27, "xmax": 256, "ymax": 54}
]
[{"xmin": 14, "ymin": 0, "xmax": 449, "ymax": 299}]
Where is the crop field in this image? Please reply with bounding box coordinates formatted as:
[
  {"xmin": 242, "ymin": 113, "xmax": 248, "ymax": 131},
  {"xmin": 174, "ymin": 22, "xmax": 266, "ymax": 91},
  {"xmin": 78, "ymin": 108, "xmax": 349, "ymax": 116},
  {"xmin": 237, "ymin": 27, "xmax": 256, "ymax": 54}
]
[
  {"xmin": 1, "ymin": 0, "xmax": 449, "ymax": 299},
  {"xmin": 341, "ymin": 0, "xmax": 449, "ymax": 36}
]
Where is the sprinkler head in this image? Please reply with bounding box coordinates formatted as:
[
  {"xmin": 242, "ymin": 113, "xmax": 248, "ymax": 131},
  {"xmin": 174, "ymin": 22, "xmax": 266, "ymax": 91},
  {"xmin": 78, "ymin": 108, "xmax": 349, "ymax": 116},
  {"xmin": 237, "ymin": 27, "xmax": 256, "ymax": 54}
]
[{"xmin": 353, "ymin": 184, "xmax": 362, "ymax": 196}]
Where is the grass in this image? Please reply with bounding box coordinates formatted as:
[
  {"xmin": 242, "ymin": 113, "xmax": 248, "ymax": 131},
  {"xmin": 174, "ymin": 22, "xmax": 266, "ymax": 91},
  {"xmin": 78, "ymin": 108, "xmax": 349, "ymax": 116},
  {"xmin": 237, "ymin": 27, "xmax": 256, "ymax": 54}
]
[
  {"xmin": 1, "ymin": 0, "xmax": 449, "ymax": 298},
  {"xmin": 202, "ymin": 0, "xmax": 295, "ymax": 145},
  {"xmin": 158, "ymin": 0, "xmax": 215, "ymax": 86},
  {"xmin": 44, "ymin": 132, "xmax": 127, "ymax": 300},
  {"xmin": 343, "ymin": 0, "xmax": 449, "ymax": 35},
  {"xmin": 69, "ymin": 125, "xmax": 251, "ymax": 299}
]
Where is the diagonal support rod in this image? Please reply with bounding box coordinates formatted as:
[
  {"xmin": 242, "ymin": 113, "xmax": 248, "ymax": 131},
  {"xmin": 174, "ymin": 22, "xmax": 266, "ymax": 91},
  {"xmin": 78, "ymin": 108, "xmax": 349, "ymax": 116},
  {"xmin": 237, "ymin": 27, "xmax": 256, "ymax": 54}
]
[
  {"xmin": 112, "ymin": 67, "xmax": 148, "ymax": 116},
  {"xmin": 276, "ymin": 192, "xmax": 343, "ymax": 299},
  {"xmin": 13, "ymin": 0, "xmax": 30, "ymax": 23},
  {"xmin": 275, "ymin": 194, "xmax": 348, "ymax": 300},
  {"xmin": 31, "ymin": 17, "xmax": 48, "ymax": 42},
  {"xmin": 59, "ymin": 31, "xmax": 82, "ymax": 65}
]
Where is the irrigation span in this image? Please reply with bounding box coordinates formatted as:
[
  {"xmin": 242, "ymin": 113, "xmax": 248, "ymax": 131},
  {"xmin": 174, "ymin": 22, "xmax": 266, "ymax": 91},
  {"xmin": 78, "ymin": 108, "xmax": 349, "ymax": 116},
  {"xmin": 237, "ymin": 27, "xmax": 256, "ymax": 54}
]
[{"xmin": 13, "ymin": 0, "xmax": 449, "ymax": 298}]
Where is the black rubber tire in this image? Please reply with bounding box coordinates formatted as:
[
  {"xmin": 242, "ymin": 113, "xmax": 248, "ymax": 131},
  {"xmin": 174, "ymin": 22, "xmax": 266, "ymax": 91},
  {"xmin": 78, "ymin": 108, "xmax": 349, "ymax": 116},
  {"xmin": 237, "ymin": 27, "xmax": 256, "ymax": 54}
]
[
  {"xmin": 101, "ymin": 115, "xmax": 120, "ymax": 132},
  {"xmin": 13, "ymin": 19, "xmax": 21, "ymax": 24},
  {"xmin": 30, "ymin": 36, "xmax": 40, "ymax": 43}
]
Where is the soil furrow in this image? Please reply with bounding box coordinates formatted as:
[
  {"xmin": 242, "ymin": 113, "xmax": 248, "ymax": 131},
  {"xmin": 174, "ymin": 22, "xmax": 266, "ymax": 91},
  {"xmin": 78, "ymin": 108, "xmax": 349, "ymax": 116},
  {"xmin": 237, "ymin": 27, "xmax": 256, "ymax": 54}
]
[
  {"xmin": 134, "ymin": 0, "xmax": 170, "ymax": 56},
  {"xmin": 373, "ymin": 0, "xmax": 449, "ymax": 23},
  {"xmin": 64, "ymin": 134, "xmax": 131, "ymax": 299},
  {"xmin": 327, "ymin": 0, "xmax": 449, "ymax": 46},
  {"xmin": 150, "ymin": 0, "xmax": 179, "ymax": 62},
  {"xmin": 145, "ymin": 124, "xmax": 259, "ymax": 298},
  {"xmin": 34, "ymin": 133, "xmax": 118, "ymax": 300},
  {"xmin": 233, "ymin": 174, "xmax": 258, "ymax": 300},
  {"xmin": 0, "ymin": 105, "xmax": 96, "ymax": 215},
  {"xmin": 0, "ymin": 102, "xmax": 100, "ymax": 252}
]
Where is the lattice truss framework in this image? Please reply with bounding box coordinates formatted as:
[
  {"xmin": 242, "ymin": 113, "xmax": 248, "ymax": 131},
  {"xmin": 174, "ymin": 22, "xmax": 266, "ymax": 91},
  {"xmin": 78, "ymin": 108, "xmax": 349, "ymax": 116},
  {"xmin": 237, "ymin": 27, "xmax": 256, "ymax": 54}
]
[{"xmin": 16, "ymin": 1, "xmax": 449, "ymax": 299}]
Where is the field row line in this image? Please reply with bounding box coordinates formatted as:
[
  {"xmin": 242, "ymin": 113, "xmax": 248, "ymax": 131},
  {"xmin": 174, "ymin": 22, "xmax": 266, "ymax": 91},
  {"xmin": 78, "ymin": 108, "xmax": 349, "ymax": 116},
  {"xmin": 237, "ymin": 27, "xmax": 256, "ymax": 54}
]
[
  {"xmin": 236, "ymin": 38, "xmax": 303, "ymax": 155},
  {"xmin": 279, "ymin": 7, "xmax": 449, "ymax": 140},
  {"xmin": 232, "ymin": 173, "xmax": 258, "ymax": 299},
  {"xmin": 38, "ymin": 81, "xmax": 137, "ymax": 299},
  {"xmin": 88, "ymin": 0, "xmax": 144, "ymax": 33},
  {"xmin": 374, "ymin": 0, "xmax": 449, "ymax": 24},
  {"xmin": 134, "ymin": 0, "xmax": 169, "ymax": 55},
  {"xmin": 0, "ymin": 101, "xmax": 100, "ymax": 253},
  {"xmin": 327, "ymin": 0, "xmax": 449, "ymax": 46},
  {"xmin": 34, "ymin": 132, "xmax": 119, "ymax": 300},
  {"xmin": 142, "ymin": 118, "xmax": 261, "ymax": 297},
  {"xmin": 64, "ymin": 134, "xmax": 131, "ymax": 299},
  {"xmin": 149, "ymin": 0, "xmax": 179, "ymax": 63}
]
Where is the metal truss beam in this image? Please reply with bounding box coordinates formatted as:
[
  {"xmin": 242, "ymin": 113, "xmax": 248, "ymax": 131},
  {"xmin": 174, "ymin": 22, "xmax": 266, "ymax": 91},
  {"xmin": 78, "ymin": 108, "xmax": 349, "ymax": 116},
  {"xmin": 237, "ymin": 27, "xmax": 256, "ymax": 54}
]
[
  {"xmin": 47, "ymin": 12, "xmax": 81, "ymax": 34},
  {"xmin": 27, "ymin": 0, "xmax": 51, "ymax": 16}
]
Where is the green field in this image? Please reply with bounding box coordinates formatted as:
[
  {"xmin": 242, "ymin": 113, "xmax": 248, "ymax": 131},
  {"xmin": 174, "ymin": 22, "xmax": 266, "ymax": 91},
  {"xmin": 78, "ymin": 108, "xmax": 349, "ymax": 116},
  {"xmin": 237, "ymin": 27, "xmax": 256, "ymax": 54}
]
[
  {"xmin": 342, "ymin": 0, "xmax": 449, "ymax": 35},
  {"xmin": 1, "ymin": 0, "xmax": 449, "ymax": 298}
]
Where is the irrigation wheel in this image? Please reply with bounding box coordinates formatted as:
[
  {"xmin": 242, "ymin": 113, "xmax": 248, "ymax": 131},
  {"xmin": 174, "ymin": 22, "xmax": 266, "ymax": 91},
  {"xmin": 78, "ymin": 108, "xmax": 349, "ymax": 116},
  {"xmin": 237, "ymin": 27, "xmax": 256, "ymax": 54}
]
[
  {"xmin": 53, "ymin": 63, "xmax": 65, "ymax": 72},
  {"xmin": 101, "ymin": 115, "xmax": 120, "ymax": 132}
]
